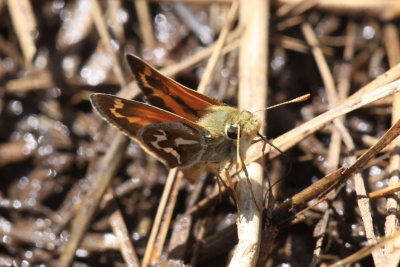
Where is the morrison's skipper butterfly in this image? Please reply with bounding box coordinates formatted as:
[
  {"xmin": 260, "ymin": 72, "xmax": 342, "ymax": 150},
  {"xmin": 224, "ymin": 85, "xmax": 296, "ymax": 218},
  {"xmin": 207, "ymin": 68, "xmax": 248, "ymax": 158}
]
[{"xmin": 90, "ymin": 54, "xmax": 261, "ymax": 183}]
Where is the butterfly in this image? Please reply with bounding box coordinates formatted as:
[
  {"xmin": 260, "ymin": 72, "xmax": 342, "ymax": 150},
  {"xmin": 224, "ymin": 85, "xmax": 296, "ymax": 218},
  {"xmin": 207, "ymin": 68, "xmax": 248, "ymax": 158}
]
[{"xmin": 90, "ymin": 54, "xmax": 261, "ymax": 183}]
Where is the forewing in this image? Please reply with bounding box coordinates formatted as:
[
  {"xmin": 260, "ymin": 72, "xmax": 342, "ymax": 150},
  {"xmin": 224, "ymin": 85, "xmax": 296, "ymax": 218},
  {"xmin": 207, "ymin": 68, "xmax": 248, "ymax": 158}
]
[
  {"xmin": 90, "ymin": 93, "xmax": 206, "ymax": 167},
  {"xmin": 126, "ymin": 54, "xmax": 226, "ymax": 121}
]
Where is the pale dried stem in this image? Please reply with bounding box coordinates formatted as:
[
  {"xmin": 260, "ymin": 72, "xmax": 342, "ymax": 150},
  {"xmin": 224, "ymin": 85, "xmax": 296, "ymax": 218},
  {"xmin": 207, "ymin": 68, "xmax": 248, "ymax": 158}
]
[
  {"xmin": 162, "ymin": 35, "xmax": 241, "ymax": 77},
  {"xmin": 305, "ymin": 21, "xmax": 385, "ymax": 266},
  {"xmin": 134, "ymin": 0, "xmax": 156, "ymax": 49},
  {"xmin": 383, "ymin": 23, "xmax": 400, "ymax": 260},
  {"xmin": 239, "ymin": 0, "xmax": 268, "ymax": 126},
  {"xmin": 329, "ymin": 230, "xmax": 400, "ymax": 267},
  {"xmin": 276, "ymin": 0, "xmax": 317, "ymax": 17},
  {"xmin": 57, "ymin": 1, "xmax": 131, "ymax": 265},
  {"xmin": 306, "ymin": 22, "xmax": 357, "ymax": 267},
  {"xmin": 302, "ymin": 23, "xmax": 337, "ymax": 107},
  {"xmin": 108, "ymin": 190, "xmax": 140, "ymax": 267},
  {"xmin": 7, "ymin": 0, "xmax": 37, "ymax": 66},
  {"xmin": 309, "ymin": 210, "xmax": 330, "ymax": 267},
  {"xmin": 228, "ymin": 163, "xmax": 263, "ymax": 267},
  {"xmin": 90, "ymin": 0, "xmax": 127, "ymax": 88},
  {"xmin": 143, "ymin": 2, "xmax": 240, "ymax": 265},
  {"xmin": 197, "ymin": 0, "xmax": 239, "ymax": 94},
  {"xmin": 149, "ymin": 0, "xmax": 232, "ymax": 2},
  {"xmin": 247, "ymin": 61, "xmax": 400, "ymax": 163},
  {"xmin": 141, "ymin": 169, "xmax": 178, "ymax": 267},
  {"xmin": 328, "ymin": 118, "xmax": 400, "ymax": 266},
  {"xmin": 369, "ymin": 184, "xmax": 400, "ymax": 199},
  {"xmin": 149, "ymin": 172, "xmax": 184, "ymax": 264},
  {"xmin": 6, "ymin": 71, "xmax": 53, "ymax": 93},
  {"xmin": 229, "ymin": 0, "xmax": 268, "ymax": 266},
  {"xmin": 275, "ymin": 0, "xmax": 400, "ymax": 20},
  {"xmin": 57, "ymin": 134, "xmax": 130, "ymax": 267}
]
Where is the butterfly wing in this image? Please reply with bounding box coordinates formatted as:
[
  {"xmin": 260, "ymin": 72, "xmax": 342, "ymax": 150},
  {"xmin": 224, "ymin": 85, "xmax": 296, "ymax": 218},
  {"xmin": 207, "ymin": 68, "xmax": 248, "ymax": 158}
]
[
  {"xmin": 90, "ymin": 94, "xmax": 208, "ymax": 168},
  {"xmin": 126, "ymin": 54, "xmax": 226, "ymax": 122}
]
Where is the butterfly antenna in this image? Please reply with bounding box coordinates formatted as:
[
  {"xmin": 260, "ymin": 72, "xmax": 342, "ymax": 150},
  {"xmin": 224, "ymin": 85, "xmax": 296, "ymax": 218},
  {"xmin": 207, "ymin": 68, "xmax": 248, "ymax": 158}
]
[{"xmin": 253, "ymin": 93, "xmax": 310, "ymax": 113}]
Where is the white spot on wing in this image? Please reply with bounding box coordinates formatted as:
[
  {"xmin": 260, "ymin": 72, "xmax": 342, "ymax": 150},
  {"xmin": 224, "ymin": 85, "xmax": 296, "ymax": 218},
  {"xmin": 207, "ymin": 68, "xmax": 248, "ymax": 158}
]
[
  {"xmin": 150, "ymin": 130, "xmax": 167, "ymax": 150},
  {"xmin": 175, "ymin": 137, "xmax": 198, "ymax": 146},
  {"xmin": 151, "ymin": 130, "xmax": 182, "ymax": 165}
]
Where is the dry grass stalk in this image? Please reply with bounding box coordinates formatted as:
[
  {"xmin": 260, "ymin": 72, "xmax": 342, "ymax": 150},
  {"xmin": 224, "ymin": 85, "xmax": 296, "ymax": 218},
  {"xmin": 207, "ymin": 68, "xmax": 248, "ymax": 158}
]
[
  {"xmin": 143, "ymin": 2, "xmax": 239, "ymax": 265},
  {"xmin": 7, "ymin": 0, "xmax": 37, "ymax": 65},
  {"xmin": 107, "ymin": 189, "xmax": 140, "ymax": 267},
  {"xmin": 57, "ymin": 134, "xmax": 130, "ymax": 267},
  {"xmin": 383, "ymin": 23, "xmax": 400, "ymax": 260},
  {"xmin": 134, "ymin": 0, "xmax": 156, "ymax": 49},
  {"xmin": 197, "ymin": 0, "xmax": 239, "ymax": 94},
  {"xmin": 329, "ymin": 230, "xmax": 400, "ymax": 267},
  {"xmin": 276, "ymin": 0, "xmax": 400, "ymax": 20},
  {"xmin": 303, "ymin": 21, "xmax": 385, "ymax": 266},
  {"xmin": 229, "ymin": 163, "xmax": 263, "ymax": 267},
  {"xmin": 228, "ymin": 0, "xmax": 269, "ymax": 265},
  {"xmin": 247, "ymin": 64, "xmax": 400, "ymax": 164},
  {"xmin": 310, "ymin": 21, "xmax": 356, "ymax": 267},
  {"xmin": 369, "ymin": 184, "xmax": 400, "ymax": 199},
  {"xmin": 57, "ymin": 1, "xmax": 132, "ymax": 265},
  {"xmin": 149, "ymin": 172, "xmax": 184, "ymax": 264},
  {"xmin": 5, "ymin": 1, "xmax": 400, "ymax": 265},
  {"xmin": 90, "ymin": 0, "xmax": 127, "ymax": 88},
  {"xmin": 141, "ymin": 168, "xmax": 179, "ymax": 267}
]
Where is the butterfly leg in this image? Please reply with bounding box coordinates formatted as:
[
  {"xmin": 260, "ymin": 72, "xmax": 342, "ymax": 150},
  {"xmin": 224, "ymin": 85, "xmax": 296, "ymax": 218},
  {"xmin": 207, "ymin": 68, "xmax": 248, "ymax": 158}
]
[
  {"xmin": 209, "ymin": 165, "xmax": 241, "ymax": 214},
  {"xmin": 223, "ymin": 168, "xmax": 242, "ymax": 217},
  {"xmin": 239, "ymin": 155, "xmax": 262, "ymax": 211}
]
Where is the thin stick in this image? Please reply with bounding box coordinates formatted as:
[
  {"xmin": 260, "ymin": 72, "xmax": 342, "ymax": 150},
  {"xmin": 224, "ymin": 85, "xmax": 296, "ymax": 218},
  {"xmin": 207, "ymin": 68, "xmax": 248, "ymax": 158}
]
[
  {"xmin": 7, "ymin": 0, "xmax": 37, "ymax": 66},
  {"xmin": 150, "ymin": 172, "xmax": 184, "ymax": 263},
  {"xmin": 196, "ymin": 0, "xmax": 239, "ymax": 94},
  {"xmin": 161, "ymin": 32, "xmax": 241, "ymax": 77},
  {"xmin": 57, "ymin": 2, "xmax": 131, "ymax": 265},
  {"xmin": 149, "ymin": 0, "xmax": 232, "ymax": 2},
  {"xmin": 134, "ymin": 0, "xmax": 156, "ymax": 49},
  {"xmin": 57, "ymin": 134, "xmax": 130, "ymax": 267},
  {"xmin": 141, "ymin": 168, "xmax": 178, "ymax": 267},
  {"xmin": 230, "ymin": 0, "xmax": 268, "ymax": 265},
  {"xmin": 302, "ymin": 22, "xmax": 337, "ymax": 107},
  {"xmin": 276, "ymin": 0, "xmax": 317, "ymax": 17},
  {"xmin": 369, "ymin": 184, "xmax": 400, "ymax": 199},
  {"xmin": 329, "ymin": 230, "xmax": 400, "ymax": 267},
  {"xmin": 228, "ymin": 163, "xmax": 263, "ymax": 267},
  {"xmin": 247, "ymin": 63, "xmax": 400, "ymax": 164},
  {"xmin": 310, "ymin": 21, "xmax": 356, "ymax": 267},
  {"xmin": 108, "ymin": 189, "xmax": 140, "ymax": 267},
  {"xmin": 90, "ymin": 0, "xmax": 127, "ymax": 88},
  {"xmin": 276, "ymin": 0, "xmax": 400, "ymax": 20},
  {"xmin": 383, "ymin": 23, "xmax": 400, "ymax": 259},
  {"xmin": 142, "ymin": 3, "xmax": 239, "ymax": 264},
  {"xmin": 304, "ymin": 21, "xmax": 384, "ymax": 266}
]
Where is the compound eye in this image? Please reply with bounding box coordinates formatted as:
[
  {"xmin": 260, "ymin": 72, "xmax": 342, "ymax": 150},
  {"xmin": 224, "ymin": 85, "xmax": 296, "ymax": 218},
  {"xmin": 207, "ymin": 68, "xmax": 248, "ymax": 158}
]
[{"xmin": 225, "ymin": 123, "xmax": 239, "ymax": 140}]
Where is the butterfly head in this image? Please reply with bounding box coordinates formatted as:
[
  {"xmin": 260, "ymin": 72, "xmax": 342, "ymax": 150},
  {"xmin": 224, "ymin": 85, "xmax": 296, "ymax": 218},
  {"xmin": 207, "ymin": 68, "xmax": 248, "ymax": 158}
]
[{"xmin": 224, "ymin": 110, "xmax": 261, "ymax": 154}]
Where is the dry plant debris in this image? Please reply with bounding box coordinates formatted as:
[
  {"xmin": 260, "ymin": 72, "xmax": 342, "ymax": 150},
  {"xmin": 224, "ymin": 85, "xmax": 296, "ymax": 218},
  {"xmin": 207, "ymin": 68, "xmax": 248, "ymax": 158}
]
[{"xmin": 1, "ymin": 0, "xmax": 400, "ymax": 266}]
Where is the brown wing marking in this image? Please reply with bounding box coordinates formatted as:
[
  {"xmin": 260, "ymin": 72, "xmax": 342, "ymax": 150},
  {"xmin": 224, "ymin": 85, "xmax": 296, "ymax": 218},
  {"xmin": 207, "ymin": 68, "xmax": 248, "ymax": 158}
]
[{"xmin": 126, "ymin": 54, "xmax": 226, "ymax": 122}]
